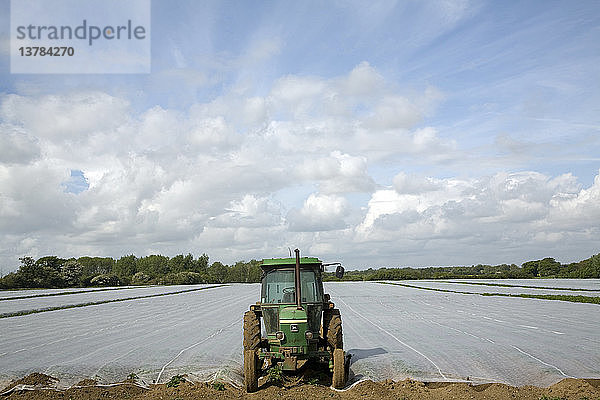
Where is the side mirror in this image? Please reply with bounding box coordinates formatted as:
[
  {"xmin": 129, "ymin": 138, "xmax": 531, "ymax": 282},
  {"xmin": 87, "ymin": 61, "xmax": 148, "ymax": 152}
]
[{"xmin": 335, "ymin": 265, "xmax": 345, "ymax": 279}]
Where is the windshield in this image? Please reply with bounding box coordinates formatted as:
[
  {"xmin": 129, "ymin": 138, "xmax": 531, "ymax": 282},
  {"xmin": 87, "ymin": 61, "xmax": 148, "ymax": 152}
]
[{"xmin": 261, "ymin": 268, "xmax": 322, "ymax": 304}]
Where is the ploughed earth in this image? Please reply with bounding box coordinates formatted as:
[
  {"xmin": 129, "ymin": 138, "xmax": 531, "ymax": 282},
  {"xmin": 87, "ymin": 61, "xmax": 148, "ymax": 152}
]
[{"xmin": 2, "ymin": 372, "xmax": 600, "ymax": 400}]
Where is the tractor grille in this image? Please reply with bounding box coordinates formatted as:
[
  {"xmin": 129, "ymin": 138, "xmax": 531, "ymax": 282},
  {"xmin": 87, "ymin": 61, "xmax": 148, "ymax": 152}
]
[
  {"xmin": 305, "ymin": 304, "xmax": 322, "ymax": 334},
  {"xmin": 262, "ymin": 306, "xmax": 279, "ymax": 334}
]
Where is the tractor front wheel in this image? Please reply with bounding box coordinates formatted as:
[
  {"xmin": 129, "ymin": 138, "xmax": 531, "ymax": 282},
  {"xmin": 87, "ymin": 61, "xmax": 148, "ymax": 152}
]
[
  {"xmin": 244, "ymin": 349, "xmax": 259, "ymax": 392},
  {"xmin": 332, "ymin": 348, "xmax": 346, "ymax": 389}
]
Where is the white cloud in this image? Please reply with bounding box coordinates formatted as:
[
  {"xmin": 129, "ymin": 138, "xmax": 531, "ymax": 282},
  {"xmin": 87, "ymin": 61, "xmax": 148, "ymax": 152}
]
[
  {"xmin": 393, "ymin": 172, "xmax": 442, "ymax": 194},
  {"xmin": 0, "ymin": 60, "xmax": 598, "ymax": 271},
  {"xmin": 355, "ymin": 170, "xmax": 600, "ymax": 266},
  {"xmin": 297, "ymin": 151, "xmax": 375, "ymax": 194},
  {"xmin": 0, "ymin": 126, "xmax": 40, "ymax": 164},
  {"xmin": 0, "ymin": 92, "xmax": 130, "ymax": 141},
  {"xmin": 242, "ymin": 97, "xmax": 268, "ymax": 127},
  {"xmin": 210, "ymin": 195, "xmax": 283, "ymax": 229},
  {"xmin": 364, "ymin": 95, "xmax": 421, "ymax": 130},
  {"xmin": 0, "ymin": 163, "xmax": 78, "ymax": 234},
  {"xmin": 339, "ymin": 61, "xmax": 385, "ymax": 98},
  {"xmin": 287, "ymin": 193, "xmax": 350, "ymax": 232},
  {"xmin": 269, "ymin": 76, "xmax": 327, "ymax": 119}
]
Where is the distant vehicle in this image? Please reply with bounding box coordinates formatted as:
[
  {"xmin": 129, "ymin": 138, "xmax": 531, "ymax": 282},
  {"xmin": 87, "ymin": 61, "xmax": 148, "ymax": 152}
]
[{"xmin": 242, "ymin": 249, "xmax": 349, "ymax": 392}]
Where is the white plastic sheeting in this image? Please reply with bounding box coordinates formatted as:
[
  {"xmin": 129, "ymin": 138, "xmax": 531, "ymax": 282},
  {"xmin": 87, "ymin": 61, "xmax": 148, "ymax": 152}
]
[
  {"xmin": 329, "ymin": 282, "xmax": 599, "ymax": 387},
  {"xmin": 444, "ymin": 279, "xmax": 600, "ymax": 290},
  {"xmin": 0, "ymin": 287, "xmax": 129, "ymax": 299},
  {"xmin": 0, "ymin": 285, "xmax": 216, "ymax": 315},
  {"xmin": 0, "ymin": 284, "xmax": 250, "ymax": 388},
  {"xmin": 389, "ymin": 280, "xmax": 600, "ymax": 297},
  {"xmin": 0, "ymin": 281, "xmax": 598, "ymax": 389}
]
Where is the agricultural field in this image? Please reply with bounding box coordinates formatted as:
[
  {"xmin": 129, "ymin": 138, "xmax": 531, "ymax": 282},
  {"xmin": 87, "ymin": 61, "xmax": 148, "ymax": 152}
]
[
  {"xmin": 1, "ymin": 280, "xmax": 599, "ymax": 392},
  {"xmin": 0, "ymin": 284, "xmax": 218, "ymax": 316},
  {"xmin": 398, "ymin": 279, "xmax": 600, "ymax": 296}
]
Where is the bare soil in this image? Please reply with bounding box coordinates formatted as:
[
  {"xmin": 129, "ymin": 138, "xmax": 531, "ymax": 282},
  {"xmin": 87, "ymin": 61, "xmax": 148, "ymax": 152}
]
[{"xmin": 2, "ymin": 373, "xmax": 599, "ymax": 400}]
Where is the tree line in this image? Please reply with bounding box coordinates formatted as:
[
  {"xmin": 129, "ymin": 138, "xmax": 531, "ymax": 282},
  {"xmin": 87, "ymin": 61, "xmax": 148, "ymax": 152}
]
[
  {"xmin": 0, "ymin": 252, "xmax": 598, "ymax": 289},
  {"xmin": 0, "ymin": 254, "xmax": 261, "ymax": 289},
  {"xmin": 324, "ymin": 254, "xmax": 600, "ymax": 281}
]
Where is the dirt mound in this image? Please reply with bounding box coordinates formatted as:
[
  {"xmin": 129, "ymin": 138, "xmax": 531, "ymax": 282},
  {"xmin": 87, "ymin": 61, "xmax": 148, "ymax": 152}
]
[
  {"xmin": 9, "ymin": 373, "xmax": 57, "ymax": 387},
  {"xmin": 1, "ymin": 373, "xmax": 58, "ymax": 394},
  {"xmin": 584, "ymin": 378, "xmax": 600, "ymax": 388},
  {"xmin": 74, "ymin": 379, "xmax": 98, "ymax": 387},
  {"xmin": 2, "ymin": 374, "xmax": 600, "ymax": 400},
  {"xmin": 545, "ymin": 378, "xmax": 600, "ymax": 399}
]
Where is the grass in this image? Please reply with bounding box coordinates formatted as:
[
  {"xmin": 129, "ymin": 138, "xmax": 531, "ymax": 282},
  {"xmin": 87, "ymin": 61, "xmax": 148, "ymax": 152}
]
[
  {"xmin": 127, "ymin": 372, "xmax": 140, "ymax": 381},
  {"xmin": 166, "ymin": 374, "xmax": 185, "ymax": 388},
  {"xmin": 305, "ymin": 377, "xmax": 320, "ymax": 385},
  {"xmin": 127, "ymin": 373, "xmax": 139, "ymax": 381},
  {"xmin": 267, "ymin": 365, "xmax": 283, "ymax": 384},
  {"xmin": 380, "ymin": 282, "xmax": 600, "ymax": 305},
  {"xmin": 0, "ymin": 284, "xmax": 227, "ymax": 319},
  {"xmin": 211, "ymin": 382, "xmax": 226, "ymax": 391}
]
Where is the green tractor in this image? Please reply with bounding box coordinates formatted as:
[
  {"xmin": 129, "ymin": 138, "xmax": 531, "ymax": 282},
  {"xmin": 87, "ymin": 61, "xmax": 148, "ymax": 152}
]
[{"xmin": 243, "ymin": 249, "xmax": 349, "ymax": 392}]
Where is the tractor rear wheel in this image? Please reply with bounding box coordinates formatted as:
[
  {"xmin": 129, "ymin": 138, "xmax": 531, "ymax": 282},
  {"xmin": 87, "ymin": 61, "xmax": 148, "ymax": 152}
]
[
  {"xmin": 244, "ymin": 349, "xmax": 259, "ymax": 392},
  {"xmin": 243, "ymin": 311, "xmax": 261, "ymax": 392},
  {"xmin": 332, "ymin": 348, "xmax": 346, "ymax": 389},
  {"xmin": 243, "ymin": 311, "xmax": 261, "ymax": 350},
  {"xmin": 324, "ymin": 309, "xmax": 343, "ymax": 349}
]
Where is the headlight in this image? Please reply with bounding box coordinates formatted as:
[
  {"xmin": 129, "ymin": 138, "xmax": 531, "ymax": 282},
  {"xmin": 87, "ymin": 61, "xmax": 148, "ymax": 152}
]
[
  {"xmin": 275, "ymin": 331, "xmax": 285, "ymax": 340},
  {"xmin": 305, "ymin": 331, "xmax": 313, "ymax": 340}
]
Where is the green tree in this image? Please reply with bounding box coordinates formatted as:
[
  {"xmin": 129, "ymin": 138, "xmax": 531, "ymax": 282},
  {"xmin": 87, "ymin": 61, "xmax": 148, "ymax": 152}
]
[
  {"xmin": 168, "ymin": 254, "xmax": 196, "ymax": 274},
  {"xmin": 226, "ymin": 260, "xmax": 261, "ymax": 283},
  {"xmin": 537, "ymin": 258, "xmax": 561, "ymax": 277},
  {"xmin": 247, "ymin": 260, "xmax": 261, "ymax": 282},
  {"xmin": 90, "ymin": 274, "xmax": 121, "ymax": 286},
  {"xmin": 168, "ymin": 255, "xmax": 186, "ymax": 273},
  {"xmin": 14, "ymin": 256, "xmax": 65, "ymax": 287},
  {"xmin": 78, "ymin": 257, "xmax": 115, "ymax": 284},
  {"xmin": 194, "ymin": 253, "xmax": 209, "ymax": 275},
  {"xmin": 227, "ymin": 261, "xmax": 245, "ymax": 282},
  {"xmin": 61, "ymin": 259, "xmax": 83, "ymax": 287},
  {"xmin": 16, "ymin": 256, "xmax": 39, "ymax": 287},
  {"xmin": 163, "ymin": 271, "xmax": 204, "ymax": 285},
  {"xmin": 521, "ymin": 258, "xmax": 561, "ymax": 277},
  {"xmin": 207, "ymin": 261, "xmax": 228, "ymax": 283},
  {"xmin": 131, "ymin": 271, "xmax": 152, "ymax": 285},
  {"xmin": 0, "ymin": 272, "xmax": 24, "ymax": 289},
  {"xmin": 137, "ymin": 255, "xmax": 170, "ymax": 278},
  {"xmin": 522, "ymin": 260, "xmax": 539, "ymax": 277},
  {"xmin": 114, "ymin": 255, "xmax": 137, "ymax": 280}
]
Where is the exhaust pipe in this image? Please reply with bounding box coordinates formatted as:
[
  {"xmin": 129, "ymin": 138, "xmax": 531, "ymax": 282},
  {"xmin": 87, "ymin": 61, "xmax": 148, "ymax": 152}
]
[{"xmin": 294, "ymin": 248, "xmax": 302, "ymax": 309}]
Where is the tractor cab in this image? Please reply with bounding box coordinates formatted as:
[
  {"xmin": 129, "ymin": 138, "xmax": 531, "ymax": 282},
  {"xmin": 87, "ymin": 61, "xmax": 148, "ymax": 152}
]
[
  {"xmin": 259, "ymin": 257, "xmax": 325, "ymax": 358},
  {"xmin": 243, "ymin": 249, "xmax": 349, "ymax": 392},
  {"xmin": 261, "ymin": 260, "xmax": 324, "ymax": 305}
]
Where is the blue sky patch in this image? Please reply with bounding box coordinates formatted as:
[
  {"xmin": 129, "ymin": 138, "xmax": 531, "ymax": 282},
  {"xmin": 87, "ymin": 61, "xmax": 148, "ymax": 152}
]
[{"xmin": 63, "ymin": 169, "xmax": 89, "ymax": 194}]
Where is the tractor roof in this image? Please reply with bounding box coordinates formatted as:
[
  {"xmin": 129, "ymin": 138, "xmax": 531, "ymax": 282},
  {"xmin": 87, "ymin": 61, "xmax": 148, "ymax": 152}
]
[{"xmin": 261, "ymin": 257, "xmax": 322, "ymax": 267}]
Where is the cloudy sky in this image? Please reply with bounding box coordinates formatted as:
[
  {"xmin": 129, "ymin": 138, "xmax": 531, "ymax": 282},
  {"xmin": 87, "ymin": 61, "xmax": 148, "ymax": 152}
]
[{"xmin": 1, "ymin": 0, "xmax": 599, "ymax": 271}]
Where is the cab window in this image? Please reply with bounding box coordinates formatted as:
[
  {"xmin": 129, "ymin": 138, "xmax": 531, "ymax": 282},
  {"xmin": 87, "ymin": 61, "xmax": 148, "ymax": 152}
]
[{"xmin": 261, "ymin": 269, "xmax": 322, "ymax": 303}]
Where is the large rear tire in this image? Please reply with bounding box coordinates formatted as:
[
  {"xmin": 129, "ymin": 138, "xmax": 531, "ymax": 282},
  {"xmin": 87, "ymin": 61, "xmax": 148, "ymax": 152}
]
[
  {"xmin": 243, "ymin": 311, "xmax": 261, "ymax": 350},
  {"xmin": 332, "ymin": 348, "xmax": 346, "ymax": 389},
  {"xmin": 324, "ymin": 309, "xmax": 343, "ymax": 349},
  {"xmin": 244, "ymin": 349, "xmax": 259, "ymax": 392},
  {"xmin": 243, "ymin": 311, "xmax": 261, "ymax": 392}
]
